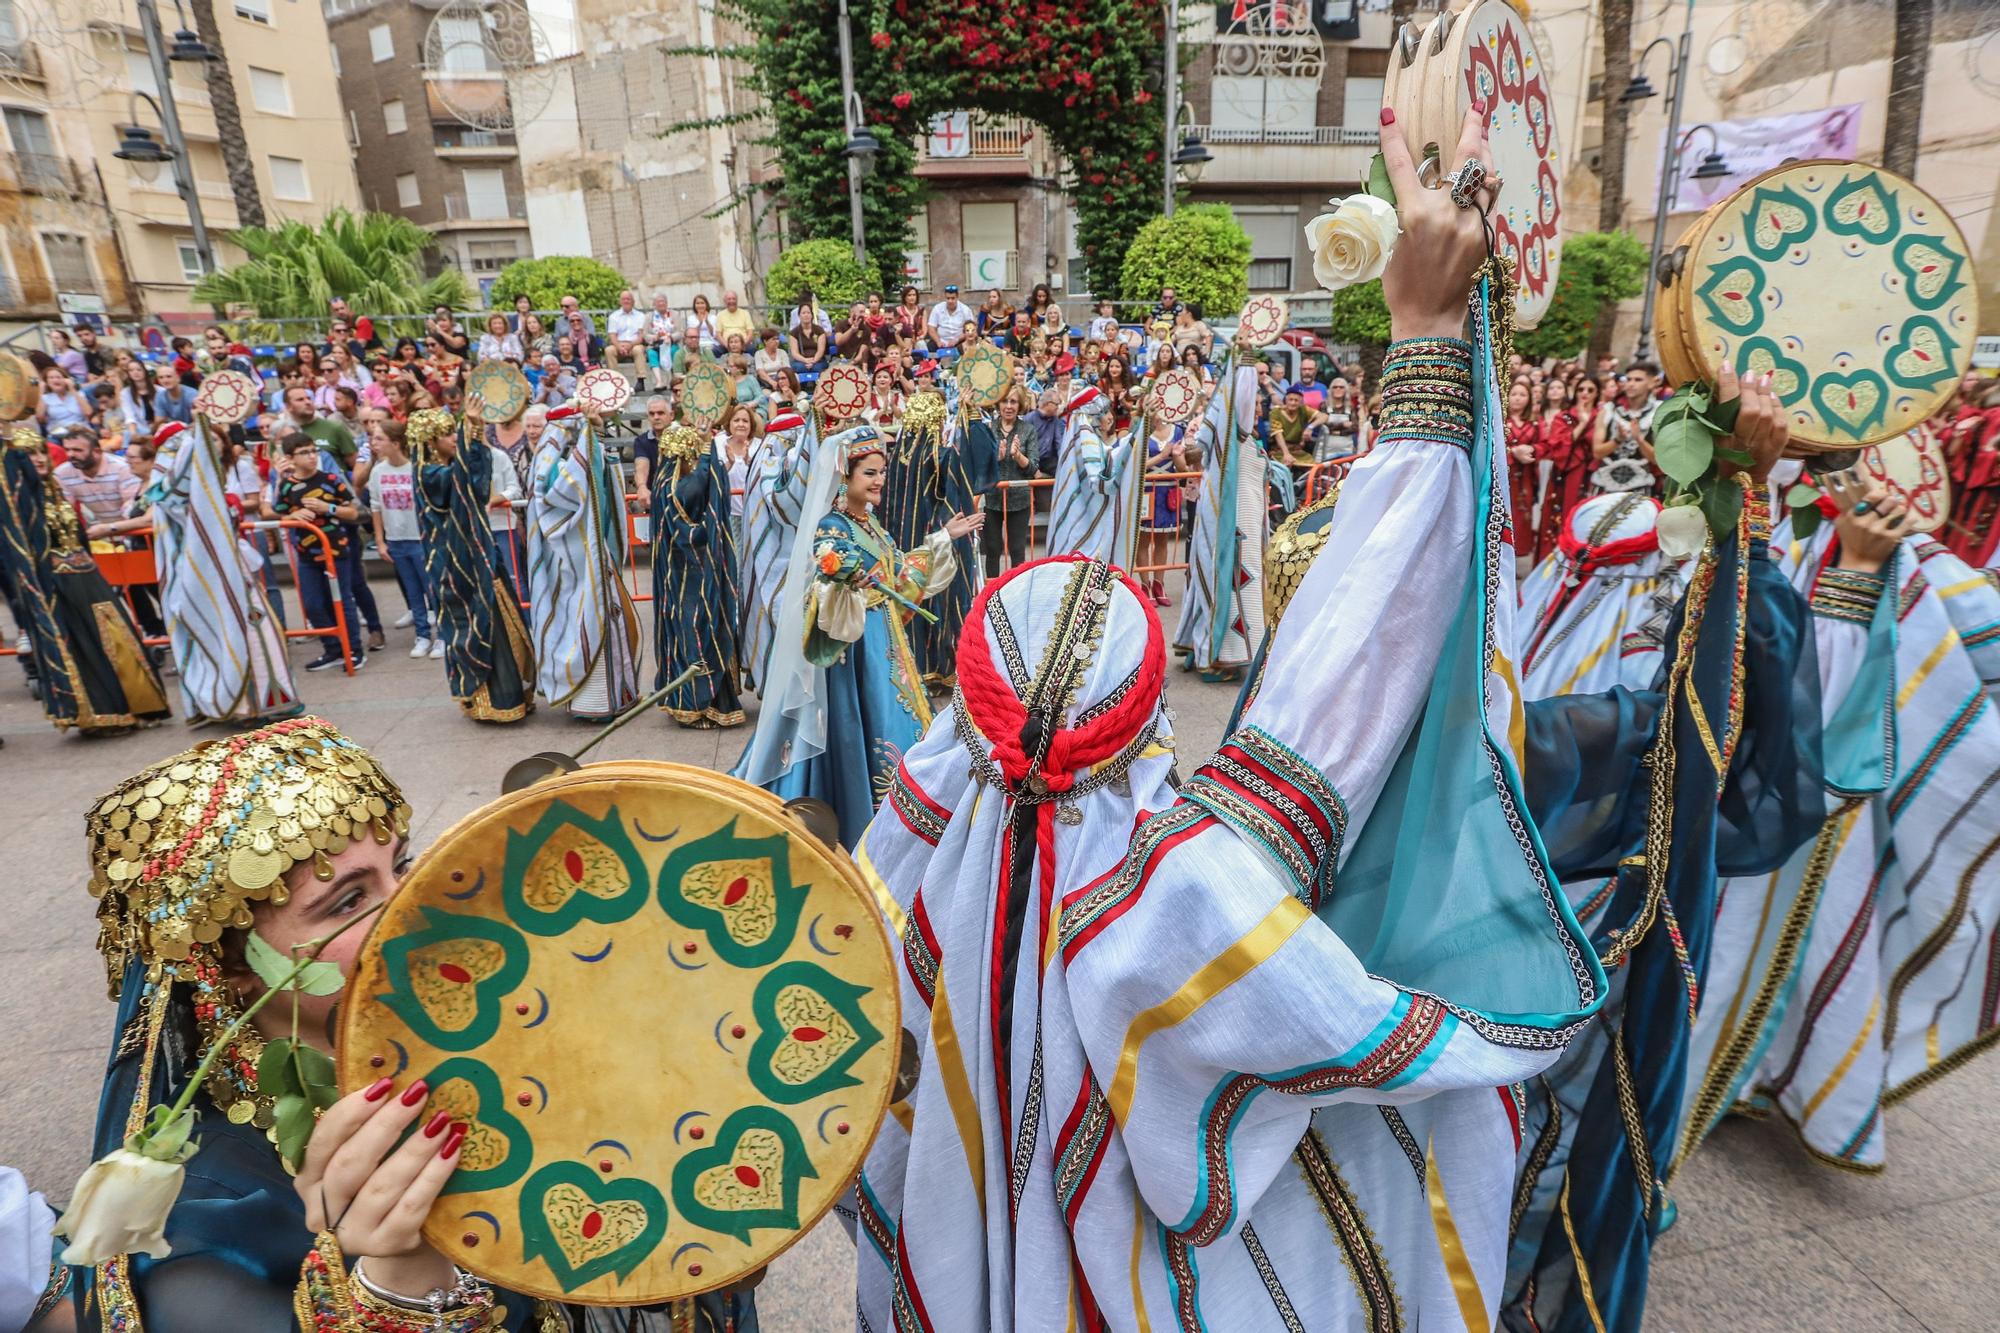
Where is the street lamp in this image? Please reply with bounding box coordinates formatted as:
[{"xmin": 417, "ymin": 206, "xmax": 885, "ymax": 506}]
[
  {"xmin": 167, "ymin": 29, "xmax": 215, "ymax": 63},
  {"xmin": 1630, "ymin": 0, "xmax": 1699, "ymax": 361},
  {"xmin": 845, "ymin": 126, "xmax": 880, "ymax": 180},
  {"xmin": 1162, "ymin": 0, "xmax": 1180, "ymax": 216},
  {"xmin": 834, "ymin": 0, "xmax": 869, "ymax": 266},
  {"xmin": 130, "ymin": 0, "xmax": 217, "ymax": 281},
  {"xmin": 113, "ymin": 123, "xmax": 172, "ymax": 166},
  {"xmin": 1173, "ymin": 130, "xmax": 1211, "ymax": 185}
]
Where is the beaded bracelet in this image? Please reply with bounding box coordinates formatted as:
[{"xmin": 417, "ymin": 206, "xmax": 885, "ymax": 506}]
[
  {"xmin": 1811, "ymin": 566, "xmax": 1888, "ymax": 625},
  {"xmin": 1739, "ymin": 474, "xmax": 1772, "ymax": 554},
  {"xmin": 1378, "ymin": 336, "xmax": 1476, "ymax": 452}
]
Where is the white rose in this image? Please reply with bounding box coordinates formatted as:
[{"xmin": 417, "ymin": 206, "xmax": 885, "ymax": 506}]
[
  {"xmin": 56, "ymin": 1148, "xmax": 184, "ymax": 1265},
  {"xmin": 1305, "ymin": 194, "xmax": 1402, "ymax": 292},
  {"xmin": 1655, "ymin": 504, "xmax": 1711, "ymax": 561}
]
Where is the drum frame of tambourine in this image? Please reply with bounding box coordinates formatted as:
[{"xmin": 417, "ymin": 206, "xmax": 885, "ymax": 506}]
[
  {"xmin": 0, "ymin": 351, "xmax": 41, "ymax": 422},
  {"xmin": 1655, "ymin": 157, "xmax": 1978, "ymax": 455},
  {"xmin": 1381, "ymin": 0, "xmax": 1561, "ymax": 327},
  {"xmin": 334, "ymin": 759, "xmax": 900, "ymax": 1305}
]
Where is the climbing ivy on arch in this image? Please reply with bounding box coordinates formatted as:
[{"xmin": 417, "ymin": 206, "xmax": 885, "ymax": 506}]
[{"xmin": 686, "ymin": 0, "xmax": 1170, "ymax": 295}]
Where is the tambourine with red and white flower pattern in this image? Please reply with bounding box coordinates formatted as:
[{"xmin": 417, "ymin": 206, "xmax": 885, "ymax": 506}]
[
  {"xmin": 1234, "ymin": 295, "xmax": 1288, "ymax": 349},
  {"xmin": 1382, "ymin": 0, "xmax": 1562, "ymax": 327},
  {"xmin": 813, "ymin": 363, "xmax": 871, "ymax": 423},
  {"xmin": 574, "ymin": 367, "xmax": 633, "ymax": 418},
  {"xmin": 337, "ymin": 761, "xmax": 899, "ymax": 1305},
  {"xmin": 1151, "ymin": 368, "xmax": 1205, "ymax": 426},
  {"xmin": 193, "ymin": 370, "xmax": 261, "ymax": 426},
  {"xmin": 1855, "ymin": 428, "xmax": 1951, "ymax": 534},
  {"xmin": 1655, "ymin": 160, "xmax": 1977, "ymax": 452}
]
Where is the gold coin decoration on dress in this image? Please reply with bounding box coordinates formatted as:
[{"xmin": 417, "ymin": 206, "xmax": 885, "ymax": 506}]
[
  {"xmin": 679, "ymin": 359, "xmax": 734, "ymax": 432},
  {"xmin": 1656, "ymin": 159, "xmax": 1978, "ymax": 452},
  {"xmin": 467, "ymin": 361, "xmax": 532, "ymax": 425},
  {"xmin": 901, "ymin": 390, "xmax": 946, "ymax": 439},
  {"xmin": 954, "ymin": 342, "xmax": 1013, "ymax": 410},
  {"xmin": 193, "ymin": 370, "xmax": 261, "ymax": 426},
  {"xmin": 337, "ymin": 761, "xmax": 899, "ymax": 1306}
]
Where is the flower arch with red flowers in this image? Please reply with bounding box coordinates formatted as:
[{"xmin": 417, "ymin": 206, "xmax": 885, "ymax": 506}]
[{"xmin": 692, "ymin": 0, "xmax": 1170, "ymax": 296}]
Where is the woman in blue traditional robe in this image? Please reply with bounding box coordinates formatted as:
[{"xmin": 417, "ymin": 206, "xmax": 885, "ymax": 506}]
[
  {"xmin": 49, "ymin": 718, "xmax": 757, "ymax": 1333},
  {"xmin": 0, "ymin": 427, "xmax": 169, "ymax": 734},
  {"xmin": 879, "ymin": 389, "xmax": 978, "ymax": 686},
  {"xmin": 410, "ymin": 408, "xmax": 536, "ymax": 723},
  {"xmin": 733, "ymin": 424, "xmax": 981, "ymax": 848},
  {"xmin": 650, "ymin": 423, "xmax": 746, "ymax": 727}
]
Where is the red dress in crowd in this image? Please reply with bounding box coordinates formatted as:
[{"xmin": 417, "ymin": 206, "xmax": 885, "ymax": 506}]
[
  {"xmin": 1527, "ymin": 409, "xmax": 1587, "ymax": 565},
  {"xmin": 1946, "ymin": 404, "xmax": 2000, "ymax": 566},
  {"xmin": 1506, "ymin": 415, "xmax": 1540, "ymax": 558}
]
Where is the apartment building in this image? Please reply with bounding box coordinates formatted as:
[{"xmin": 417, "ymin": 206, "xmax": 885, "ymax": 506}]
[{"xmin": 324, "ymin": 0, "xmax": 532, "ymax": 296}]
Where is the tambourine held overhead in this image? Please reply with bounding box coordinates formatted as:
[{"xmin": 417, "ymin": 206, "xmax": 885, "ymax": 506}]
[
  {"xmin": 1656, "ymin": 159, "xmax": 1978, "ymax": 452},
  {"xmin": 337, "ymin": 762, "xmax": 900, "ymax": 1305},
  {"xmin": 1382, "ymin": 0, "xmax": 1563, "ymax": 328}
]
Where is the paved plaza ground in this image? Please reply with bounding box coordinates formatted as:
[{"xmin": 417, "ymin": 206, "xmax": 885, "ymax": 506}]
[{"xmin": 3, "ymin": 572, "xmax": 1995, "ymax": 1330}]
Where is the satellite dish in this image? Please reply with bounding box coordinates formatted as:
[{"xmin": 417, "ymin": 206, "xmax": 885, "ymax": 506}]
[{"xmin": 421, "ymin": 0, "xmax": 555, "ymax": 133}]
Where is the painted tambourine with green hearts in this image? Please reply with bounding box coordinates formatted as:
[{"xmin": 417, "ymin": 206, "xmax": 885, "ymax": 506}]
[
  {"xmin": 337, "ymin": 761, "xmax": 899, "ymax": 1304},
  {"xmin": 1656, "ymin": 159, "xmax": 1978, "ymax": 452}
]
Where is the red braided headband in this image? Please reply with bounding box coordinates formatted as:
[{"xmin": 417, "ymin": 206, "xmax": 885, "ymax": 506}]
[{"xmin": 956, "ymin": 554, "xmax": 1165, "ymax": 798}]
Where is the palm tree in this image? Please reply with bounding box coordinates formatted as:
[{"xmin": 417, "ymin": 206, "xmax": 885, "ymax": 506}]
[
  {"xmin": 1883, "ymin": 0, "xmax": 1933, "ymax": 176},
  {"xmin": 192, "ymin": 209, "xmax": 476, "ymax": 326},
  {"xmin": 1590, "ymin": 0, "xmax": 1635, "ymax": 361},
  {"xmin": 188, "ymin": 0, "xmax": 265, "ymax": 230}
]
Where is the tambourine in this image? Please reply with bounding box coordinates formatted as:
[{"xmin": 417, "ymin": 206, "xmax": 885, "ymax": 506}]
[
  {"xmin": 1383, "ymin": 0, "xmax": 1562, "ymax": 327},
  {"xmin": 1234, "ymin": 295, "xmax": 1288, "ymax": 350},
  {"xmin": 955, "ymin": 342, "xmax": 1015, "ymax": 410},
  {"xmin": 337, "ymin": 761, "xmax": 899, "ymax": 1305},
  {"xmin": 679, "ymin": 360, "xmax": 734, "ymax": 432},
  {"xmin": 1151, "ymin": 368, "xmax": 1204, "ymax": 425},
  {"xmin": 1854, "ymin": 429, "xmax": 1951, "ymax": 533},
  {"xmin": 813, "ymin": 363, "xmax": 870, "ymax": 423},
  {"xmin": 1656, "ymin": 160, "xmax": 1977, "ymax": 453},
  {"xmin": 0, "ymin": 352, "xmax": 35, "ymax": 422},
  {"xmin": 574, "ymin": 367, "xmax": 633, "ymax": 418},
  {"xmin": 193, "ymin": 369, "xmax": 260, "ymax": 426},
  {"xmin": 467, "ymin": 361, "xmax": 531, "ymax": 425}
]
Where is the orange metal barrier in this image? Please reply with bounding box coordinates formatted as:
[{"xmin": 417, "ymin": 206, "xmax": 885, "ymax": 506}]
[
  {"xmin": 0, "ymin": 517, "xmax": 356, "ymax": 674},
  {"xmin": 994, "ymin": 470, "xmax": 1205, "ymax": 580}
]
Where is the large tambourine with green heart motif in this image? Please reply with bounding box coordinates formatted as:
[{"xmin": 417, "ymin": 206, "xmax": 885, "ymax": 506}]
[
  {"xmin": 337, "ymin": 761, "xmax": 899, "ymax": 1305},
  {"xmin": 1656, "ymin": 159, "xmax": 1978, "ymax": 452}
]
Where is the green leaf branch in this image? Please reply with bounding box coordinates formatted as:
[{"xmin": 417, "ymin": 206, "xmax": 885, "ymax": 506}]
[
  {"xmin": 132, "ymin": 905, "xmax": 382, "ymax": 1171},
  {"xmin": 1652, "ymin": 382, "xmax": 1747, "ymax": 541}
]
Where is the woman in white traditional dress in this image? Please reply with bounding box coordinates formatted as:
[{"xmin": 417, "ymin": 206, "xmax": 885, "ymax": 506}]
[
  {"xmin": 145, "ymin": 420, "xmax": 301, "ymax": 724},
  {"xmin": 737, "ymin": 406, "xmax": 810, "ymax": 689},
  {"xmin": 524, "ymin": 404, "xmax": 642, "ymax": 720},
  {"xmin": 1173, "ymin": 360, "xmax": 1267, "ymax": 680},
  {"xmin": 1043, "ymin": 385, "xmax": 1139, "ymax": 569},
  {"xmin": 1517, "ymin": 490, "xmax": 1684, "ymax": 699}
]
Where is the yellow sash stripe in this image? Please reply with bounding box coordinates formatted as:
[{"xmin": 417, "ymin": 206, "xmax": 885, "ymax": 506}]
[
  {"xmin": 1802, "ymin": 994, "xmax": 1881, "ymax": 1125},
  {"xmin": 1937, "ymin": 576, "xmax": 1990, "ymax": 600},
  {"xmin": 1557, "ymin": 1172, "xmax": 1609, "ymax": 1333},
  {"xmin": 853, "ymin": 839, "xmax": 909, "ymax": 941},
  {"xmin": 1108, "ymin": 896, "xmax": 1310, "ymax": 1122},
  {"xmin": 1130, "ymin": 1192, "xmax": 1154, "ymax": 1333},
  {"xmin": 1898, "ymin": 631, "xmax": 1959, "ymax": 708},
  {"xmin": 1556, "ymin": 623, "xmax": 1622, "ymax": 698},
  {"xmin": 1425, "ymin": 1136, "xmax": 1492, "ymax": 1333},
  {"xmin": 927, "ymin": 974, "xmax": 987, "ymax": 1218}
]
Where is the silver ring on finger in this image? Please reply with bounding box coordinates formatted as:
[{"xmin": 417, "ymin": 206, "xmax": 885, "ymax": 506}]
[{"xmin": 1447, "ymin": 158, "xmax": 1487, "ymax": 210}]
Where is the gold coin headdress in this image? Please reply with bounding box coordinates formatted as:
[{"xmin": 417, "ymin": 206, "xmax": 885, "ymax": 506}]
[
  {"xmin": 406, "ymin": 407, "xmax": 459, "ymax": 454},
  {"xmin": 660, "ymin": 423, "xmax": 707, "ymax": 473},
  {"xmin": 87, "ymin": 718, "xmax": 410, "ymax": 1125}
]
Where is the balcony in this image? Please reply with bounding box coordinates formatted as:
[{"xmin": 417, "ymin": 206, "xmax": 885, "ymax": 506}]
[
  {"xmin": 915, "ymin": 112, "xmax": 1036, "ymax": 179},
  {"xmin": 962, "ymin": 249, "xmax": 1018, "ymax": 292},
  {"xmin": 433, "ymin": 128, "xmax": 518, "ymax": 160},
  {"xmin": 0, "ymin": 272, "xmax": 30, "ymax": 313},
  {"xmin": 2, "ymin": 152, "xmax": 92, "ymax": 199},
  {"xmin": 1183, "ymin": 123, "xmax": 1379, "ymax": 187},
  {"xmin": 437, "ymin": 190, "xmax": 529, "ymax": 228}
]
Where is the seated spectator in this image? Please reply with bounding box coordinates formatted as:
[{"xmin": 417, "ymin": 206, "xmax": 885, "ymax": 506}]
[
  {"xmin": 788, "ymin": 311, "xmax": 830, "ymax": 378},
  {"xmin": 605, "ymin": 289, "xmax": 648, "ymax": 380},
  {"xmin": 47, "ymin": 327, "xmax": 89, "ymax": 382},
  {"xmin": 716, "ymin": 289, "xmax": 757, "ymax": 349},
  {"xmin": 687, "ymin": 294, "xmax": 721, "ymax": 355},
  {"xmin": 428, "ymin": 305, "xmax": 470, "ymax": 357},
  {"xmin": 753, "ymin": 328, "xmax": 787, "ymax": 389},
  {"xmin": 976, "ymin": 288, "xmax": 1012, "ymax": 337},
  {"xmin": 477, "ymin": 312, "xmax": 524, "ymax": 363},
  {"xmin": 520, "ymin": 312, "xmax": 553, "ymax": 361},
  {"xmin": 52, "ymin": 423, "xmax": 139, "ymax": 526},
  {"xmin": 559, "ymin": 311, "xmax": 602, "ymax": 366},
  {"xmin": 151, "ymin": 366, "xmax": 199, "ymax": 426},
  {"xmin": 893, "ymin": 285, "xmax": 925, "ymax": 350},
  {"xmin": 509, "ymin": 292, "xmax": 536, "ymax": 333},
  {"xmin": 534, "ymin": 355, "xmax": 574, "ymax": 408},
  {"xmin": 556, "ymin": 293, "xmax": 597, "ymax": 339}
]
